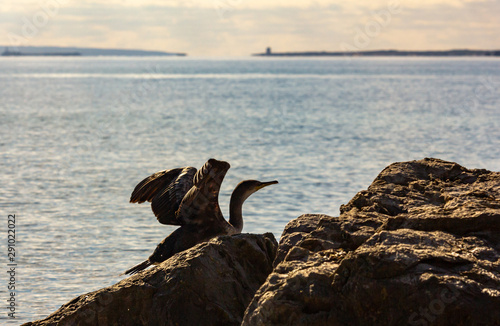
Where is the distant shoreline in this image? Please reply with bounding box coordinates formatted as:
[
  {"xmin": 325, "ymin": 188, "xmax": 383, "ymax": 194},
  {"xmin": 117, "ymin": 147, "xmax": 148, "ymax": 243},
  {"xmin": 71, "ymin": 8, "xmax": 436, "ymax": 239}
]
[
  {"xmin": 1, "ymin": 46, "xmax": 186, "ymax": 57},
  {"xmin": 2, "ymin": 50, "xmax": 81, "ymax": 56},
  {"xmin": 253, "ymin": 49, "xmax": 500, "ymax": 57}
]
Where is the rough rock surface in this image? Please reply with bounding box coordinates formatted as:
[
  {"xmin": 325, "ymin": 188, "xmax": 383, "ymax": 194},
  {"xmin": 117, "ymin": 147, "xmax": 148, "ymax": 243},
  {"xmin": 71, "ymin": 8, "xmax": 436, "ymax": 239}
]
[
  {"xmin": 243, "ymin": 158, "xmax": 500, "ymax": 326},
  {"xmin": 24, "ymin": 233, "xmax": 277, "ymax": 326}
]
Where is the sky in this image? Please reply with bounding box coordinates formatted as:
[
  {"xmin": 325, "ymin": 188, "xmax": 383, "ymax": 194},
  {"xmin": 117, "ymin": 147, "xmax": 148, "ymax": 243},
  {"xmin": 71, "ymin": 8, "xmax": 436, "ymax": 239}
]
[{"xmin": 1, "ymin": 0, "xmax": 499, "ymax": 56}]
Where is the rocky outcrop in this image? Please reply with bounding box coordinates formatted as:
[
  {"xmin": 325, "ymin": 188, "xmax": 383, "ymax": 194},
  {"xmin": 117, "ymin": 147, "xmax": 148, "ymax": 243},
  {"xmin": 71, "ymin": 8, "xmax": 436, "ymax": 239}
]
[
  {"xmin": 25, "ymin": 158, "xmax": 500, "ymax": 326},
  {"xmin": 243, "ymin": 158, "xmax": 500, "ymax": 326},
  {"xmin": 24, "ymin": 233, "xmax": 277, "ymax": 326}
]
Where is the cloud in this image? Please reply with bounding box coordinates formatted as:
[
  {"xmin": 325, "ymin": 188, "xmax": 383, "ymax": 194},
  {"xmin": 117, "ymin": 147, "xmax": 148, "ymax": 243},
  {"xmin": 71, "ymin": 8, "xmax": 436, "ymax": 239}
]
[
  {"xmin": 4, "ymin": 0, "xmax": 489, "ymax": 12},
  {"xmin": 1, "ymin": 0, "xmax": 498, "ymax": 55}
]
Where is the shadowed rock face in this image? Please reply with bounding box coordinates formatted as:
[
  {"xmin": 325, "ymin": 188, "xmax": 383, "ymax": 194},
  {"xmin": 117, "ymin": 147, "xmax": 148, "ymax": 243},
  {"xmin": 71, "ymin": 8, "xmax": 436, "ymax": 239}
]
[
  {"xmin": 243, "ymin": 158, "xmax": 500, "ymax": 326},
  {"xmin": 23, "ymin": 158, "xmax": 500, "ymax": 326},
  {"xmin": 23, "ymin": 233, "xmax": 277, "ymax": 326}
]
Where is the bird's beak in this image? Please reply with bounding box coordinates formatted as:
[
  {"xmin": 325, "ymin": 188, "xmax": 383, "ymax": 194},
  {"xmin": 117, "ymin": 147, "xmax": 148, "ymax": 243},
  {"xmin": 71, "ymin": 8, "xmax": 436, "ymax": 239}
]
[{"xmin": 257, "ymin": 180, "xmax": 278, "ymax": 190}]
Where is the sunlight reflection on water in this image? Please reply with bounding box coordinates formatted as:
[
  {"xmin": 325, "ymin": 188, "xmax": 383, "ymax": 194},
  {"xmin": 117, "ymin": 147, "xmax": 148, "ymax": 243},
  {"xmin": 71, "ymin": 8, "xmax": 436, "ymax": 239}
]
[{"xmin": 1, "ymin": 56, "xmax": 499, "ymax": 323}]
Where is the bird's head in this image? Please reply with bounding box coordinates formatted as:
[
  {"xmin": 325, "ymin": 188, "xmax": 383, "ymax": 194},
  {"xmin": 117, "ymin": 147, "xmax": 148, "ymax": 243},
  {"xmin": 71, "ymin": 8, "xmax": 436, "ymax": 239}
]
[
  {"xmin": 228, "ymin": 179, "xmax": 278, "ymax": 234},
  {"xmin": 232, "ymin": 179, "xmax": 278, "ymax": 203}
]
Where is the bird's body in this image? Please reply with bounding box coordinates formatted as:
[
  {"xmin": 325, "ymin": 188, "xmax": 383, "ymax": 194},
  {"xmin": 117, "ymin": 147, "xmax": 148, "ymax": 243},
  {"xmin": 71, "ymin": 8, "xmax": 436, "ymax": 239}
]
[{"xmin": 123, "ymin": 158, "xmax": 277, "ymax": 275}]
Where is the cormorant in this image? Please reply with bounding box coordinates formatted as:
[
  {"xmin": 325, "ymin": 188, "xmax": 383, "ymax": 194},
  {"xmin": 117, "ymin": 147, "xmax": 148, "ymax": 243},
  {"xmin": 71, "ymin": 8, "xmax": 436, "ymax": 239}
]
[{"xmin": 123, "ymin": 158, "xmax": 278, "ymax": 275}]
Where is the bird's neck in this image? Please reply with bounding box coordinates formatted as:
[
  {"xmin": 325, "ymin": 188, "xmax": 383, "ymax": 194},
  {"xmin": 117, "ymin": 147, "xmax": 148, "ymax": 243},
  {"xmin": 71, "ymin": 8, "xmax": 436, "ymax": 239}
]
[{"xmin": 229, "ymin": 192, "xmax": 246, "ymax": 234}]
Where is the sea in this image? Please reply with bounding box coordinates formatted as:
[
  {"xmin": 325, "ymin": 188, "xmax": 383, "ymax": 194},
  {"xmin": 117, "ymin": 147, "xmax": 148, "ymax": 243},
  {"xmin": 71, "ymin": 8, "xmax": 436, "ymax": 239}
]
[{"xmin": 0, "ymin": 56, "xmax": 499, "ymax": 324}]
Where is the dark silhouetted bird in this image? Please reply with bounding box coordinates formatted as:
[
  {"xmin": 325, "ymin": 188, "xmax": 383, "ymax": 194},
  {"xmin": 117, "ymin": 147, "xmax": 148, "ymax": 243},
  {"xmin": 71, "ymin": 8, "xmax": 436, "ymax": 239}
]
[{"xmin": 123, "ymin": 158, "xmax": 278, "ymax": 275}]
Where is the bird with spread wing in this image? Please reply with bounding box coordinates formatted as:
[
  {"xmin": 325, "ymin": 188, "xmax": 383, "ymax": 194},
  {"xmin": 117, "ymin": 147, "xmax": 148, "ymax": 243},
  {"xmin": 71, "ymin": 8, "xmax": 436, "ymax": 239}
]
[{"xmin": 123, "ymin": 158, "xmax": 278, "ymax": 275}]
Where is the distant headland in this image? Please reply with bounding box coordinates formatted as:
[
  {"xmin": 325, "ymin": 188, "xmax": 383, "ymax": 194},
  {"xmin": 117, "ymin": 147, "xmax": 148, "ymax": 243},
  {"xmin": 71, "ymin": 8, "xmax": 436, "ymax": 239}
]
[
  {"xmin": 253, "ymin": 47, "xmax": 500, "ymax": 57},
  {"xmin": 2, "ymin": 47, "xmax": 81, "ymax": 56},
  {"xmin": 1, "ymin": 46, "xmax": 186, "ymax": 57}
]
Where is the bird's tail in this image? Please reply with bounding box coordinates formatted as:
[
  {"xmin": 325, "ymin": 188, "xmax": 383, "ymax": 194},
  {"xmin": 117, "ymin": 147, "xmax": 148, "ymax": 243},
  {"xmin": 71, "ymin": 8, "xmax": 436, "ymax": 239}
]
[{"xmin": 121, "ymin": 260, "xmax": 152, "ymax": 276}]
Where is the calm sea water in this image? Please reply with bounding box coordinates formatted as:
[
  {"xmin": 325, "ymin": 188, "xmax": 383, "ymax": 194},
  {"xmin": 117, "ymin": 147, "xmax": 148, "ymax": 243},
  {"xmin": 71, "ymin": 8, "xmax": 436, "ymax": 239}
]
[{"xmin": 1, "ymin": 56, "xmax": 499, "ymax": 323}]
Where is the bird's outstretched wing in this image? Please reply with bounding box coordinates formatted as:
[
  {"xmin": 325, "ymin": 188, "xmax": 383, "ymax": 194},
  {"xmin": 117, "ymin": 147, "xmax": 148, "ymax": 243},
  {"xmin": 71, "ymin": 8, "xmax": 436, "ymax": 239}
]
[
  {"xmin": 176, "ymin": 159, "xmax": 230, "ymax": 226},
  {"xmin": 130, "ymin": 167, "xmax": 197, "ymax": 225}
]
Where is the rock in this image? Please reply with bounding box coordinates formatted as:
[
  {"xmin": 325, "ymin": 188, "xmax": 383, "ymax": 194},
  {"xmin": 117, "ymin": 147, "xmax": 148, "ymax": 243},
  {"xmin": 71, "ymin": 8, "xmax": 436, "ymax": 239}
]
[
  {"xmin": 23, "ymin": 158, "xmax": 500, "ymax": 326},
  {"xmin": 243, "ymin": 158, "xmax": 500, "ymax": 326},
  {"xmin": 24, "ymin": 233, "xmax": 277, "ymax": 326}
]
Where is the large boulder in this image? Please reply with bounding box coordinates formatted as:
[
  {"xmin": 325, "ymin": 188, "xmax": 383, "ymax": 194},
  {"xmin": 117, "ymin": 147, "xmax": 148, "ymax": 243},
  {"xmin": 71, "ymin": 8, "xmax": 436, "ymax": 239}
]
[
  {"xmin": 243, "ymin": 158, "xmax": 500, "ymax": 326},
  {"xmin": 24, "ymin": 233, "xmax": 277, "ymax": 326}
]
